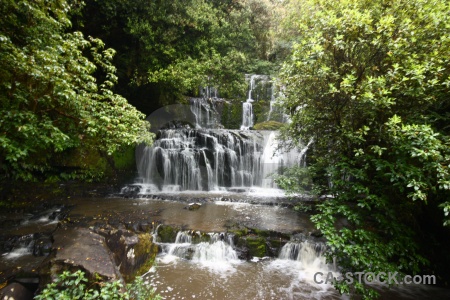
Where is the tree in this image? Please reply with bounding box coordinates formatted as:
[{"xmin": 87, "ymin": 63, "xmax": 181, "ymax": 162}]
[
  {"xmin": 278, "ymin": 0, "xmax": 450, "ymax": 298},
  {"xmin": 0, "ymin": 0, "xmax": 153, "ymax": 181},
  {"xmin": 72, "ymin": 0, "xmax": 278, "ymax": 110}
]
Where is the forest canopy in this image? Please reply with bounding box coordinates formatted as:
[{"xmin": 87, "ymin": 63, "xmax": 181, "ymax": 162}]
[
  {"xmin": 1, "ymin": 0, "xmax": 450, "ymax": 299},
  {"xmin": 0, "ymin": 0, "xmax": 152, "ymax": 180},
  {"xmin": 277, "ymin": 0, "xmax": 450, "ymax": 298}
]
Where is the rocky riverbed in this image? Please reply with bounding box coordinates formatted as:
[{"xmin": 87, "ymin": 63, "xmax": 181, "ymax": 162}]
[{"xmin": 0, "ymin": 182, "xmax": 321, "ymax": 298}]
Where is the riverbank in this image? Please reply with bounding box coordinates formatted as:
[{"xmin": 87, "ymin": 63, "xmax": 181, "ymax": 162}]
[{"xmin": 0, "ymin": 181, "xmax": 318, "ymax": 298}]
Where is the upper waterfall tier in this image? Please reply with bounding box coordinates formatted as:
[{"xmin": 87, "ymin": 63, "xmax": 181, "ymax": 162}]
[{"xmin": 136, "ymin": 129, "xmax": 301, "ymax": 192}]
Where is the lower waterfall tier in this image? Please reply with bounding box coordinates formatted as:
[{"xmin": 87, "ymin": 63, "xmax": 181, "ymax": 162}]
[{"xmin": 136, "ymin": 129, "xmax": 302, "ymax": 192}]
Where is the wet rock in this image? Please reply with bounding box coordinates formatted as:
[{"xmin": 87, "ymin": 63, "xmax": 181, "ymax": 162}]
[
  {"xmin": 99, "ymin": 229, "xmax": 158, "ymax": 281},
  {"xmin": 33, "ymin": 233, "xmax": 53, "ymax": 256},
  {"xmin": 310, "ymin": 230, "xmax": 323, "ymax": 238},
  {"xmin": 0, "ymin": 282, "xmax": 33, "ymax": 300},
  {"xmin": 186, "ymin": 203, "xmax": 202, "ymax": 211},
  {"xmin": 40, "ymin": 228, "xmax": 123, "ymax": 286},
  {"xmin": 139, "ymin": 222, "xmax": 151, "ymax": 232},
  {"xmin": 245, "ymin": 236, "xmax": 268, "ymax": 258},
  {"xmin": 156, "ymin": 225, "xmax": 178, "ymax": 243}
]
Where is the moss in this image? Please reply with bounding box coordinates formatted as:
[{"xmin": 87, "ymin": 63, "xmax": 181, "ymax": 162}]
[
  {"xmin": 221, "ymin": 101, "xmax": 242, "ymax": 129},
  {"xmin": 267, "ymin": 238, "xmax": 285, "ymax": 250},
  {"xmin": 252, "ymin": 228, "xmax": 272, "ymax": 238},
  {"xmin": 252, "ymin": 100, "xmax": 270, "ymax": 124},
  {"xmin": 126, "ymin": 233, "xmax": 159, "ymax": 282},
  {"xmin": 157, "ymin": 225, "xmax": 178, "ymax": 243},
  {"xmin": 228, "ymin": 226, "xmax": 249, "ymax": 238},
  {"xmin": 253, "ymin": 121, "xmax": 284, "ymax": 130},
  {"xmin": 245, "ymin": 236, "xmax": 267, "ymax": 257},
  {"xmin": 49, "ymin": 144, "xmax": 111, "ymax": 182},
  {"xmin": 191, "ymin": 231, "xmax": 211, "ymax": 244},
  {"xmin": 112, "ymin": 145, "xmax": 136, "ymax": 171}
]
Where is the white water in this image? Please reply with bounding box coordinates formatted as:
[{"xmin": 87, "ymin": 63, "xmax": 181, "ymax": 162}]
[
  {"xmin": 148, "ymin": 231, "xmax": 340, "ymax": 299},
  {"xmin": 240, "ymin": 101, "xmax": 254, "ymax": 130},
  {"xmin": 241, "ymin": 74, "xmax": 267, "ymax": 130},
  {"xmin": 190, "ymin": 98, "xmax": 220, "ymax": 129},
  {"xmin": 2, "ymin": 246, "xmax": 32, "ymax": 259},
  {"xmin": 159, "ymin": 231, "xmax": 240, "ymax": 274},
  {"xmin": 135, "ymin": 129, "xmax": 305, "ymax": 193}
]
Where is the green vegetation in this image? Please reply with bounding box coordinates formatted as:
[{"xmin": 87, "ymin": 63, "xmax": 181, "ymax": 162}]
[
  {"xmin": 245, "ymin": 236, "xmax": 267, "ymax": 257},
  {"xmin": 0, "ymin": 0, "xmax": 153, "ymax": 181},
  {"xmin": 35, "ymin": 270, "xmax": 161, "ymax": 300},
  {"xmin": 2, "ymin": 0, "xmax": 450, "ymax": 298},
  {"xmin": 253, "ymin": 121, "xmax": 284, "ymax": 131},
  {"xmin": 277, "ymin": 0, "xmax": 450, "ymax": 298},
  {"xmin": 73, "ymin": 0, "xmax": 280, "ymax": 110}
]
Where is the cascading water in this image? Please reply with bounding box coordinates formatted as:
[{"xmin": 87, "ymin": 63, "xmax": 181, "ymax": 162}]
[
  {"xmin": 131, "ymin": 74, "xmax": 308, "ymax": 195},
  {"xmin": 241, "ymin": 74, "xmax": 271, "ymax": 130},
  {"xmin": 159, "ymin": 231, "xmax": 239, "ymax": 269},
  {"xmin": 137, "ymin": 130, "xmax": 264, "ymax": 192},
  {"xmin": 147, "ymin": 228, "xmax": 343, "ymax": 299},
  {"xmin": 135, "ymin": 129, "xmax": 302, "ymax": 193},
  {"xmin": 278, "ymin": 240, "xmax": 332, "ymax": 270},
  {"xmin": 190, "ymin": 98, "xmax": 220, "ymax": 129},
  {"xmin": 240, "ymin": 101, "xmax": 254, "ymax": 130}
]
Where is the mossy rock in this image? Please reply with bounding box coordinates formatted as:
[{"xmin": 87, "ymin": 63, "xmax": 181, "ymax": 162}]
[
  {"xmin": 191, "ymin": 231, "xmax": 211, "ymax": 244},
  {"xmin": 253, "ymin": 121, "xmax": 284, "ymax": 130},
  {"xmin": 126, "ymin": 233, "xmax": 158, "ymax": 282},
  {"xmin": 112, "ymin": 145, "xmax": 136, "ymax": 171},
  {"xmin": 228, "ymin": 227, "xmax": 250, "ymax": 238},
  {"xmin": 157, "ymin": 225, "xmax": 178, "ymax": 243},
  {"xmin": 245, "ymin": 236, "xmax": 267, "ymax": 258}
]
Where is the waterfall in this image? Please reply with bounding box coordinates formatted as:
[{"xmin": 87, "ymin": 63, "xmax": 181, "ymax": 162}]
[
  {"xmin": 130, "ymin": 74, "xmax": 309, "ymax": 194},
  {"xmin": 192, "ymin": 235, "xmax": 238, "ymax": 263},
  {"xmin": 241, "ymin": 74, "xmax": 272, "ymax": 130},
  {"xmin": 267, "ymin": 81, "xmax": 276, "ymax": 121},
  {"xmin": 240, "ymin": 101, "xmax": 254, "ymax": 130},
  {"xmin": 190, "ymin": 98, "xmax": 220, "ymax": 129},
  {"xmin": 261, "ymin": 131, "xmax": 283, "ymax": 188},
  {"xmin": 2, "ymin": 234, "xmax": 35, "ymax": 259},
  {"xmin": 160, "ymin": 231, "xmax": 238, "ymax": 265},
  {"xmin": 277, "ymin": 240, "xmax": 337, "ymax": 281},
  {"xmin": 135, "ymin": 129, "xmax": 305, "ymax": 192}
]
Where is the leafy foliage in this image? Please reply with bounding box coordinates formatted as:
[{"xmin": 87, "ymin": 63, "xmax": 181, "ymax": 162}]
[
  {"xmin": 73, "ymin": 0, "xmax": 278, "ymax": 107},
  {"xmin": 253, "ymin": 121, "xmax": 284, "ymax": 131},
  {"xmin": 278, "ymin": 0, "xmax": 450, "ymax": 298},
  {"xmin": 35, "ymin": 270, "xmax": 161, "ymax": 300},
  {"xmin": 0, "ymin": 0, "xmax": 153, "ymax": 180}
]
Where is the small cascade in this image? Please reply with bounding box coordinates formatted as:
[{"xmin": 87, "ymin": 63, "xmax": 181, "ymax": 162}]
[
  {"xmin": 2, "ymin": 233, "xmax": 53, "ymax": 259},
  {"xmin": 277, "ymin": 240, "xmax": 336, "ymax": 275},
  {"xmin": 267, "ymin": 84, "xmax": 291, "ymax": 123},
  {"xmin": 267, "ymin": 81, "xmax": 277, "ymax": 121},
  {"xmin": 241, "ymin": 74, "xmax": 272, "ymax": 130},
  {"xmin": 279, "ymin": 241, "xmax": 326, "ymax": 261},
  {"xmin": 2, "ymin": 235, "xmax": 34, "ymax": 259},
  {"xmin": 240, "ymin": 101, "xmax": 254, "ymax": 130},
  {"xmin": 191, "ymin": 233, "xmax": 238, "ymax": 263},
  {"xmin": 190, "ymin": 98, "xmax": 220, "ymax": 129},
  {"xmin": 159, "ymin": 231, "xmax": 238, "ymax": 266},
  {"xmin": 163, "ymin": 231, "xmax": 195, "ymax": 259},
  {"xmin": 298, "ymin": 139, "xmax": 314, "ymax": 167},
  {"xmin": 200, "ymin": 86, "xmax": 219, "ymax": 99}
]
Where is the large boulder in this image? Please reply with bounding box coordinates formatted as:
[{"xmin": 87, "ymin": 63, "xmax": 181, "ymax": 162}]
[
  {"xmin": 97, "ymin": 227, "xmax": 158, "ymax": 281},
  {"xmin": 39, "ymin": 227, "xmax": 123, "ymax": 286},
  {"xmin": 0, "ymin": 282, "xmax": 33, "ymax": 300}
]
